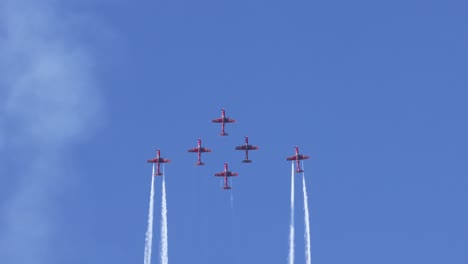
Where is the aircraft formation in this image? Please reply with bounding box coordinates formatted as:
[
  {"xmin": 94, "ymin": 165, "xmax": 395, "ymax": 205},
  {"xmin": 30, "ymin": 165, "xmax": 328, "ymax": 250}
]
[{"xmin": 147, "ymin": 109, "xmax": 309, "ymax": 189}]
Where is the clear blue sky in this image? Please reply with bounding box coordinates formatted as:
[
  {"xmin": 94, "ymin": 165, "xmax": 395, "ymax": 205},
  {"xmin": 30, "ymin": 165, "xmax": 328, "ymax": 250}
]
[{"xmin": 0, "ymin": 0, "xmax": 467, "ymax": 263}]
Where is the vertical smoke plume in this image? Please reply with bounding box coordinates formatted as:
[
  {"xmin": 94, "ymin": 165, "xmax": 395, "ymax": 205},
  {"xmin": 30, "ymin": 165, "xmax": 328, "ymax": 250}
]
[
  {"xmin": 288, "ymin": 162, "xmax": 295, "ymax": 264},
  {"xmin": 302, "ymin": 172, "xmax": 311, "ymax": 264},
  {"xmin": 160, "ymin": 173, "xmax": 168, "ymax": 264},
  {"xmin": 143, "ymin": 165, "xmax": 156, "ymax": 264}
]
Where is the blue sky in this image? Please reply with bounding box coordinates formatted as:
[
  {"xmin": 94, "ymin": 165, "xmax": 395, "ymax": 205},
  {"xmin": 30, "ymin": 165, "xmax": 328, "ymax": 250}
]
[{"xmin": 1, "ymin": 0, "xmax": 467, "ymax": 263}]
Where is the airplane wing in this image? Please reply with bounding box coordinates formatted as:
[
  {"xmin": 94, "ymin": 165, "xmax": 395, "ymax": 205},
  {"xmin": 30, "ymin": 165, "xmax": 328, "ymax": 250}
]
[
  {"xmin": 298, "ymin": 155, "xmax": 310, "ymax": 160},
  {"xmin": 286, "ymin": 155, "xmax": 298, "ymax": 161},
  {"xmin": 212, "ymin": 118, "xmax": 223, "ymax": 123},
  {"xmin": 225, "ymin": 118, "xmax": 236, "ymax": 123},
  {"xmin": 161, "ymin": 158, "xmax": 171, "ymax": 163},
  {"xmin": 227, "ymin": 172, "xmax": 238, "ymax": 177},
  {"xmin": 247, "ymin": 145, "xmax": 259, "ymax": 150},
  {"xmin": 187, "ymin": 147, "xmax": 199, "ymax": 152},
  {"xmin": 235, "ymin": 145, "xmax": 247, "ymax": 150},
  {"xmin": 215, "ymin": 172, "xmax": 226, "ymax": 177},
  {"xmin": 200, "ymin": 147, "xmax": 212, "ymax": 153}
]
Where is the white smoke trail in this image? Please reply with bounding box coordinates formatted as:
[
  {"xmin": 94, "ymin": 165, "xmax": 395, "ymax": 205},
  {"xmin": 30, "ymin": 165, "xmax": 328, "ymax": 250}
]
[
  {"xmin": 230, "ymin": 180, "xmax": 234, "ymax": 209},
  {"xmin": 302, "ymin": 171, "xmax": 311, "ymax": 264},
  {"xmin": 288, "ymin": 162, "xmax": 295, "ymax": 264},
  {"xmin": 143, "ymin": 165, "xmax": 156, "ymax": 264},
  {"xmin": 230, "ymin": 189, "xmax": 234, "ymax": 209},
  {"xmin": 160, "ymin": 171, "xmax": 168, "ymax": 264}
]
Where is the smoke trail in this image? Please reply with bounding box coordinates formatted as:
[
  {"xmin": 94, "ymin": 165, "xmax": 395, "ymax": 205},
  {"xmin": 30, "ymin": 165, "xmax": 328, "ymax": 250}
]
[
  {"xmin": 230, "ymin": 189, "xmax": 234, "ymax": 209},
  {"xmin": 230, "ymin": 180, "xmax": 234, "ymax": 209},
  {"xmin": 143, "ymin": 165, "xmax": 156, "ymax": 264},
  {"xmin": 288, "ymin": 162, "xmax": 295, "ymax": 264},
  {"xmin": 302, "ymin": 171, "xmax": 311, "ymax": 264},
  {"xmin": 160, "ymin": 171, "xmax": 168, "ymax": 264}
]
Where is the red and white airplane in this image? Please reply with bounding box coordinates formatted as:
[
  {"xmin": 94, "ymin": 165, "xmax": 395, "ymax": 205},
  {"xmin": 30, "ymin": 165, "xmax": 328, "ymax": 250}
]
[
  {"xmin": 187, "ymin": 138, "xmax": 212, "ymax": 165},
  {"xmin": 235, "ymin": 136, "xmax": 259, "ymax": 163},
  {"xmin": 147, "ymin": 149, "xmax": 170, "ymax": 176},
  {"xmin": 286, "ymin": 146, "xmax": 310, "ymax": 173},
  {"xmin": 214, "ymin": 163, "xmax": 238, "ymax": 190},
  {"xmin": 212, "ymin": 108, "xmax": 236, "ymax": 136}
]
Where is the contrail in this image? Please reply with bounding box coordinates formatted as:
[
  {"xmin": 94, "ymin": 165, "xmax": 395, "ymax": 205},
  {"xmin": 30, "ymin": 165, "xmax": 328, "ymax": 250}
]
[
  {"xmin": 160, "ymin": 170, "xmax": 168, "ymax": 264},
  {"xmin": 302, "ymin": 171, "xmax": 311, "ymax": 264},
  {"xmin": 143, "ymin": 165, "xmax": 156, "ymax": 264},
  {"xmin": 288, "ymin": 162, "xmax": 295, "ymax": 264}
]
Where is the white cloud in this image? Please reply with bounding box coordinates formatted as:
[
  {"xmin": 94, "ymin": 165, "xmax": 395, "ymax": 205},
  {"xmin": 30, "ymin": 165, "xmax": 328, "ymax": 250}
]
[{"xmin": 0, "ymin": 0, "xmax": 102, "ymax": 263}]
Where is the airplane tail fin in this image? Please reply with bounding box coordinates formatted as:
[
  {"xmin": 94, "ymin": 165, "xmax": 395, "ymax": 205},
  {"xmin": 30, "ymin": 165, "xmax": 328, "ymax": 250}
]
[
  {"xmin": 223, "ymin": 186, "xmax": 232, "ymax": 190},
  {"xmin": 220, "ymin": 132, "xmax": 229, "ymax": 136},
  {"xmin": 296, "ymin": 169, "xmax": 304, "ymax": 173},
  {"xmin": 196, "ymin": 161, "xmax": 205, "ymax": 166},
  {"xmin": 153, "ymin": 172, "xmax": 164, "ymax": 176},
  {"xmin": 242, "ymin": 159, "xmax": 252, "ymax": 163}
]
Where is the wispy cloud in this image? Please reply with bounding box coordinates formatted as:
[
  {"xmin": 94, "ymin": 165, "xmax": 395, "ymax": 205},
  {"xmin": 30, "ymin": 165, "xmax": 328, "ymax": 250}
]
[{"xmin": 0, "ymin": 0, "xmax": 102, "ymax": 263}]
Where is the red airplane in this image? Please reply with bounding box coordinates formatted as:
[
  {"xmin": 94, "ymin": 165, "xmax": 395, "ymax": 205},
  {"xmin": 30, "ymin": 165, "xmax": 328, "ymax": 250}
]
[
  {"xmin": 286, "ymin": 146, "xmax": 310, "ymax": 173},
  {"xmin": 214, "ymin": 163, "xmax": 238, "ymax": 190},
  {"xmin": 187, "ymin": 138, "xmax": 212, "ymax": 165},
  {"xmin": 212, "ymin": 108, "xmax": 236, "ymax": 136},
  {"xmin": 147, "ymin": 149, "xmax": 170, "ymax": 176},
  {"xmin": 235, "ymin": 136, "xmax": 259, "ymax": 163}
]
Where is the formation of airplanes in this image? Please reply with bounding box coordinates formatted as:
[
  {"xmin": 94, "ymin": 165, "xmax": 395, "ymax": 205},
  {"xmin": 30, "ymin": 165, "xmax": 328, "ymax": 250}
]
[{"xmin": 147, "ymin": 108, "xmax": 310, "ymax": 189}]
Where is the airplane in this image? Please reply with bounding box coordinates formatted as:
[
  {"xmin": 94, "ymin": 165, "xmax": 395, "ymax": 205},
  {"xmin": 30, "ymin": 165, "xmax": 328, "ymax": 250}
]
[
  {"xmin": 286, "ymin": 146, "xmax": 310, "ymax": 173},
  {"xmin": 147, "ymin": 149, "xmax": 170, "ymax": 176},
  {"xmin": 235, "ymin": 136, "xmax": 259, "ymax": 163},
  {"xmin": 212, "ymin": 108, "xmax": 236, "ymax": 136},
  {"xmin": 214, "ymin": 163, "xmax": 238, "ymax": 190},
  {"xmin": 187, "ymin": 138, "xmax": 212, "ymax": 165}
]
